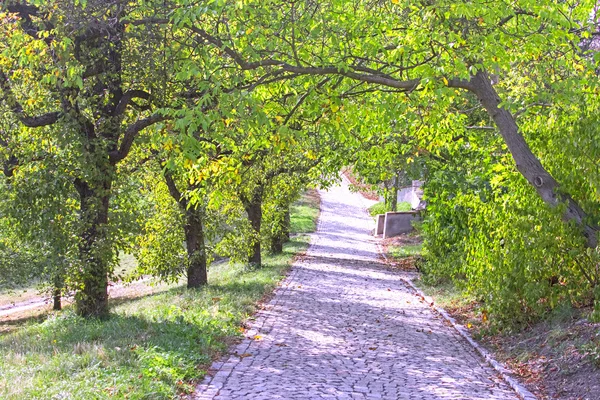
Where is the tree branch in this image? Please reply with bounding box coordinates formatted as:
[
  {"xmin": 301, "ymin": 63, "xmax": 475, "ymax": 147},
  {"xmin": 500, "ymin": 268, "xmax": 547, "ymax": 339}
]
[
  {"xmin": 113, "ymin": 89, "xmax": 151, "ymax": 116},
  {"xmin": 109, "ymin": 113, "xmax": 168, "ymax": 164},
  {"xmin": 0, "ymin": 69, "xmax": 61, "ymax": 127},
  {"xmin": 190, "ymin": 27, "xmax": 474, "ymax": 92},
  {"xmin": 163, "ymin": 168, "xmax": 186, "ymax": 208}
]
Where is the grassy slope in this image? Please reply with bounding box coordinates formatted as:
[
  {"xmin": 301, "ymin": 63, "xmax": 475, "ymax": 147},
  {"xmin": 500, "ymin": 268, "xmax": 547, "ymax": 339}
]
[{"xmin": 0, "ymin": 191, "xmax": 320, "ymax": 400}]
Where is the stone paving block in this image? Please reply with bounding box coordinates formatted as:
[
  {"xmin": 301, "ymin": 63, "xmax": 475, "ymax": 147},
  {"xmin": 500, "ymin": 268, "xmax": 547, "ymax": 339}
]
[{"xmin": 193, "ymin": 180, "xmax": 522, "ymax": 400}]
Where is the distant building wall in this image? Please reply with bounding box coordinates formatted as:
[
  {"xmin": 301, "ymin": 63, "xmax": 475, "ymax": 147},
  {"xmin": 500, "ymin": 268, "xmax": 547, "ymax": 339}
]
[{"xmin": 396, "ymin": 180, "xmax": 425, "ymax": 209}]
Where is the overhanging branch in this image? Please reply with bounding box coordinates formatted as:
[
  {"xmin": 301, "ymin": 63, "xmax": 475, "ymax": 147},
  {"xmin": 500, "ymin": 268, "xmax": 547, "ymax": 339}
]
[
  {"xmin": 113, "ymin": 89, "xmax": 151, "ymax": 116},
  {"xmin": 0, "ymin": 69, "xmax": 61, "ymax": 127},
  {"xmin": 109, "ymin": 113, "xmax": 168, "ymax": 164}
]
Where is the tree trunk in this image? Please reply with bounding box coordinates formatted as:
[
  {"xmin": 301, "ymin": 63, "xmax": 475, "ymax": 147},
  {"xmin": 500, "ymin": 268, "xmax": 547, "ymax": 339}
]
[
  {"xmin": 270, "ymin": 206, "xmax": 291, "ymax": 254},
  {"xmin": 470, "ymin": 71, "xmax": 599, "ymax": 248},
  {"xmin": 390, "ymin": 175, "xmax": 399, "ymax": 212},
  {"xmin": 163, "ymin": 170, "xmax": 209, "ymax": 287},
  {"xmin": 283, "ymin": 208, "xmax": 291, "ymax": 241},
  {"xmin": 184, "ymin": 207, "xmax": 208, "ymax": 288},
  {"xmin": 74, "ymin": 179, "xmax": 111, "ymax": 318},
  {"xmin": 384, "ymin": 179, "xmax": 397, "ymax": 211},
  {"xmin": 52, "ymin": 273, "xmax": 62, "ymax": 311},
  {"xmin": 243, "ymin": 191, "xmax": 263, "ymax": 267},
  {"xmin": 52, "ymin": 287, "xmax": 61, "ymax": 311}
]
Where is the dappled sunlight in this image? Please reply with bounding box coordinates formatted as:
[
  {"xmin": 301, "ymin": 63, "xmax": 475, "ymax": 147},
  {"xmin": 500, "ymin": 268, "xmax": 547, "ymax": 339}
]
[{"xmin": 198, "ymin": 181, "xmax": 519, "ymax": 400}]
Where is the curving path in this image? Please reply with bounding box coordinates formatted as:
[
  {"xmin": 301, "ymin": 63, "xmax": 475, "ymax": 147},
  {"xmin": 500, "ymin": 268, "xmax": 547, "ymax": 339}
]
[{"xmin": 194, "ymin": 180, "xmax": 520, "ymax": 400}]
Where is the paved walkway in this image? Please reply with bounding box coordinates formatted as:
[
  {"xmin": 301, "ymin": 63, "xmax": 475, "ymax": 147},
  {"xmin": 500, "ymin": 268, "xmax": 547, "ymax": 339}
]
[{"xmin": 194, "ymin": 180, "xmax": 520, "ymax": 400}]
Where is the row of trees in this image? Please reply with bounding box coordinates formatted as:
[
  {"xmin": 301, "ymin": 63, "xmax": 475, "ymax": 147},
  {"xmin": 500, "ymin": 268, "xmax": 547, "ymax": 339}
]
[{"xmin": 1, "ymin": 0, "xmax": 599, "ymax": 323}]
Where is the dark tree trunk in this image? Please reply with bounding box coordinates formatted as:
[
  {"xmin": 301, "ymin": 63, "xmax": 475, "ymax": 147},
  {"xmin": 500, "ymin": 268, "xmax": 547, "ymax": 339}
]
[
  {"xmin": 469, "ymin": 71, "xmax": 599, "ymax": 248},
  {"xmin": 283, "ymin": 208, "xmax": 291, "ymax": 241},
  {"xmin": 184, "ymin": 208, "xmax": 208, "ymax": 288},
  {"xmin": 270, "ymin": 206, "xmax": 291, "ymax": 254},
  {"xmin": 52, "ymin": 273, "xmax": 62, "ymax": 311},
  {"xmin": 163, "ymin": 170, "xmax": 209, "ymax": 288},
  {"xmin": 243, "ymin": 190, "xmax": 264, "ymax": 267},
  {"xmin": 390, "ymin": 176, "xmax": 399, "ymax": 212},
  {"xmin": 74, "ymin": 179, "xmax": 111, "ymax": 318},
  {"xmin": 52, "ymin": 287, "xmax": 61, "ymax": 311}
]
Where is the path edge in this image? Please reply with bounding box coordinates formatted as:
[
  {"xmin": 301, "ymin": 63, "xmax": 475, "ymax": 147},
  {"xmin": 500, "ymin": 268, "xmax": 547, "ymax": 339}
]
[
  {"xmin": 191, "ymin": 192, "xmax": 324, "ymax": 400},
  {"xmin": 377, "ymin": 244, "xmax": 537, "ymax": 400}
]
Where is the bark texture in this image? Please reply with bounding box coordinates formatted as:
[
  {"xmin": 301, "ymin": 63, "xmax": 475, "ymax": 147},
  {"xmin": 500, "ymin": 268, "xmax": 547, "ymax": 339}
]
[
  {"xmin": 164, "ymin": 171, "xmax": 209, "ymax": 288},
  {"xmin": 184, "ymin": 208, "xmax": 208, "ymax": 288},
  {"xmin": 52, "ymin": 288, "xmax": 61, "ymax": 311},
  {"xmin": 74, "ymin": 178, "xmax": 111, "ymax": 318},
  {"xmin": 52, "ymin": 274, "xmax": 62, "ymax": 311},
  {"xmin": 242, "ymin": 189, "xmax": 264, "ymax": 267}
]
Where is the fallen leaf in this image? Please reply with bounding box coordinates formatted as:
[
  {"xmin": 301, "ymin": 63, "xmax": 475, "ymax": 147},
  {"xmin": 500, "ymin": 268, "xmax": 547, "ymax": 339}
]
[
  {"xmin": 211, "ymin": 297, "xmax": 221, "ymax": 302},
  {"xmin": 253, "ymin": 335, "xmax": 263, "ymax": 341},
  {"xmin": 368, "ymin": 347, "xmax": 378, "ymax": 350},
  {"xmin": 275, "ymin": 343, "xmax": 288, "ymax": 347},
  {"xmin": 239, "ymin": 353, "xmax": 252, "ymax": 358}
]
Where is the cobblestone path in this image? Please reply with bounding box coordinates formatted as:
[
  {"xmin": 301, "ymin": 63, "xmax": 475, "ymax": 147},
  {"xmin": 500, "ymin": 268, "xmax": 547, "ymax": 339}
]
[{"xmin": 194, "ymin": 180, "xmax": 520, "ymax": 400}]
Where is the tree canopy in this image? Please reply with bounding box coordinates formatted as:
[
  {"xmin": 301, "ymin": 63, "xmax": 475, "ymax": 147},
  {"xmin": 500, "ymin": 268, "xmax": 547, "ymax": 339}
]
[{"xmin": 1, "ymin": 0, "xmax": 600, "ymax": 322}]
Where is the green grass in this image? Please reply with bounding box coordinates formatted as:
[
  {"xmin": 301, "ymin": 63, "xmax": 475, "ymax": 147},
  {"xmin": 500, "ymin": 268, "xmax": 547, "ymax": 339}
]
[
  {"xmin": 389, "ymin": 243, "xmax": 423, "ymax": 259},
  {"xmin": 290, "ymin": 189, "xmax": 320, "ymax": 233},
  {"xmin": 368, "ymin": 201, "xmax": 388, "ymax": 216},
  {"xmin": 413, "ymin": 279, "xmax": 467, "ymax": 310},
  {"xmin": 0, "ymin": 192, "xmax": 320, "ymax": 400},
  {"xmin": 367, "ymin": 201, "xmax": 411, "ymax": 216},
  {"xmin": 396, "ymin": 201, "xmax": 412, "ymax": 212}
]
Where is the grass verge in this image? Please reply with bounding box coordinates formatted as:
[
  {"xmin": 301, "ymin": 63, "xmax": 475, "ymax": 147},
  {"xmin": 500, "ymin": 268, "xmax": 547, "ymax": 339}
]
[
  {"xmin": 290, "ymin": 188, "xmax": 320, "ymax": 233},
  {"xmin": 367, "ymin": 201, "xmax": 412, "ymax": 217},
  {"xmin": 0, "ymin": 191, "xmax": 320, "ymax": 400}
]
